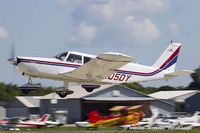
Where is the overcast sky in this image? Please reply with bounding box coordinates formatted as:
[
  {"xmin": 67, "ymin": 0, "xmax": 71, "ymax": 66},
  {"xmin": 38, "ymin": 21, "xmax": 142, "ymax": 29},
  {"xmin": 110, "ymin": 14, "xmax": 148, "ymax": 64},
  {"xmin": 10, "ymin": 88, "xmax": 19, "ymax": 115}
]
[{"xmin": 0, "ymin": 0, "xmax": 199, "ymax": 88}]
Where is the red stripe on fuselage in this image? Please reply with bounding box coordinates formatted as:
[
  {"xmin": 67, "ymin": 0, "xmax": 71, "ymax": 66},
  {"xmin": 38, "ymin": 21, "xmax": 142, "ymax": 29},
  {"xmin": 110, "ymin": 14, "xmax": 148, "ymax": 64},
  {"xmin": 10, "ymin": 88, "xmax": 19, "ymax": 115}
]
[
  {"xmin": 9, "ymin": 122, "xmax": 41, "ymax": 127},
  {"xmin": 20, "ymin": 59, "xmax": 81, "ymax": 67}
]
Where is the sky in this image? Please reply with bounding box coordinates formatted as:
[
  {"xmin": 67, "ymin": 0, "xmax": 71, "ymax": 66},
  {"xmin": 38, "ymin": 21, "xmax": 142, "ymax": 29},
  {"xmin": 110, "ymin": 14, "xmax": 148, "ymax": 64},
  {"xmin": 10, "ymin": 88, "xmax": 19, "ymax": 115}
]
[{"xmin": 0, "ymin": 0, "xmax": 199, "ymax": 88}]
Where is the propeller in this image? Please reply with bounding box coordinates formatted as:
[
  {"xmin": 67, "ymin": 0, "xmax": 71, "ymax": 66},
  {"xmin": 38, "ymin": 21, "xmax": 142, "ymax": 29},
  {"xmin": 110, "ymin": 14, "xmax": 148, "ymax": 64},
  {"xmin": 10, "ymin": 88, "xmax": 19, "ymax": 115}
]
[
  {"xmin": 8, "ymin": 43, "xmax": 18, "ymax": 65},
  {"xmin": 7, "ymin": 42, "xmax": 40, "ymax": 91}
]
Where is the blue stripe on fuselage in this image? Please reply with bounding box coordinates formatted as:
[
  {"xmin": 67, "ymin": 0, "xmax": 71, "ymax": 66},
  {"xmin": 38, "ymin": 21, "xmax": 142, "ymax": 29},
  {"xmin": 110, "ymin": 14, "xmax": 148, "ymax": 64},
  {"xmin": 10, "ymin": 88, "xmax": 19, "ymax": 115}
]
[{"xmin": 20, "ymin": 59, "xmax": 80, "ymax": 68}]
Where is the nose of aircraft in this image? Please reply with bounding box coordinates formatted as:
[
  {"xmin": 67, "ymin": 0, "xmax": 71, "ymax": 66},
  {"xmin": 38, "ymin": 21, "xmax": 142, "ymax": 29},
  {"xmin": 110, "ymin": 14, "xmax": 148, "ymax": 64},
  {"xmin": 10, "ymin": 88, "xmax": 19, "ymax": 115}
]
[{"xmin": 8, "ymin": 57, "xmax": 19, "ymax": 65}]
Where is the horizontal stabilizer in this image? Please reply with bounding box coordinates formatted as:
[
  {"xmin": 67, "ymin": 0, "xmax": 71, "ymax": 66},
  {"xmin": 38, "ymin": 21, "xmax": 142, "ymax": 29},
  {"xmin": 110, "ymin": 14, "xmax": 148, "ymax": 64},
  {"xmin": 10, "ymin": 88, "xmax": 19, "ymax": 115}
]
[{"xmin": 164, "ymin": 70, "xmax": 194, "ymax": 80}]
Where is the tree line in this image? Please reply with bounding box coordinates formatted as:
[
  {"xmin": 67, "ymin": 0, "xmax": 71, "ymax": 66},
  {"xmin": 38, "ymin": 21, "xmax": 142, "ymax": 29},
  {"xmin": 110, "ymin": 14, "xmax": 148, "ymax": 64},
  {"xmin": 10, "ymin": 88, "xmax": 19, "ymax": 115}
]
[{"xmin": 0, "ymin": 83, "xmax": 54, "ymax": 102}]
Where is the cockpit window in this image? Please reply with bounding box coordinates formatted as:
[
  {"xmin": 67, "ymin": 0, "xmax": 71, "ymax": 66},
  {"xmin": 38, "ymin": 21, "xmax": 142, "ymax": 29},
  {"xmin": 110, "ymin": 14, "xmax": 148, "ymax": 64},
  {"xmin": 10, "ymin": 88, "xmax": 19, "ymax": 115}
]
[
  {"xmin": 67, "ymin": 54, "xmax": 82, "ymax": 64},
  {"xmin": 55, "ymin": 52, "xmax": 68, "ymax": 61}
]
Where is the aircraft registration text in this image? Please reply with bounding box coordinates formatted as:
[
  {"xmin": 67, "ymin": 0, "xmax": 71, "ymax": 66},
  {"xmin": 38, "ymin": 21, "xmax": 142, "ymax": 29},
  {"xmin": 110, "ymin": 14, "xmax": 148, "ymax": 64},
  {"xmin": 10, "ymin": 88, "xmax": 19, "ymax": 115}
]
[{"xmin": 107, "ymin": 74, "xmax": 131, "ymax": 82}]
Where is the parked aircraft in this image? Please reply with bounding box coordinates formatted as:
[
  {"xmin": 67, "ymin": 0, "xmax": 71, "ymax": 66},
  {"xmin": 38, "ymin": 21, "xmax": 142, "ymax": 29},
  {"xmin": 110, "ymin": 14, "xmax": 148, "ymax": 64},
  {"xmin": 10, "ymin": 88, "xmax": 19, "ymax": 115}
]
[
  {"xmin": 8, "ymin": 42, "xmax": 193, "ymax": 97},
  {"xmin": 75, "ymin": 105, "xmax": 144, "ymax": 128},
  {"xmin": 6, "ymin": 114, "xmax": 50, "ymax": 128},
  {"xmin": 178, "ymin": 111, "xmax": 200, "ymax": 127},
  {"xmin": 0, "ymin": 117, "xmax": 8, "ymax": 126},
  {"xmin": 150, "ymin": 111, "xmax": 200, "ymax": 129},
  {"xmin": 120, "ymin": 108, "xmax": 159, "ymax": 130},
  {"xmin": 121, "ymin": 111, "xmax": 200, "ymax": 130},
  {"xmin": 45, "ymin": 118, "xmax": 63, "ymax": 128}
]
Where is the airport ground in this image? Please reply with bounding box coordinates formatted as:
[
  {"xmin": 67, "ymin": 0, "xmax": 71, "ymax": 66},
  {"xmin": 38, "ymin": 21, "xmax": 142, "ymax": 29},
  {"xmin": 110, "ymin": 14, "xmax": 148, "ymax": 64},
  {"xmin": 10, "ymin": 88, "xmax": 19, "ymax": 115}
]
[{"xmin": 1, "ymin": 126, "xmax": 200, "ymax": 133}]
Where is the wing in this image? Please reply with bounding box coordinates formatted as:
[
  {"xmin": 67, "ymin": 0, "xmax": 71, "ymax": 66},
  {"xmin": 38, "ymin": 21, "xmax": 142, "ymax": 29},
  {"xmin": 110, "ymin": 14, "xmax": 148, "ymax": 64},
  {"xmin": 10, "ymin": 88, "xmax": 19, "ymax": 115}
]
[
  {"xmin": 164, "ymin": 70, "xmax": 194, "ymax": 80},
  {"xmin": 59, "ymin": 52, "xmax": 133, "ymax": 83}
]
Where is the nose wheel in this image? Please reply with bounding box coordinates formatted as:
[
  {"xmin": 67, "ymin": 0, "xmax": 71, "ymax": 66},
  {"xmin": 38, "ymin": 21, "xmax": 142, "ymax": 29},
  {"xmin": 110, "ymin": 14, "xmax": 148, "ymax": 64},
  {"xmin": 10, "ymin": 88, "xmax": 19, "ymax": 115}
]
[{"xmin": 19, "ymin": 77, "xmax": 41, "ymax": 94}]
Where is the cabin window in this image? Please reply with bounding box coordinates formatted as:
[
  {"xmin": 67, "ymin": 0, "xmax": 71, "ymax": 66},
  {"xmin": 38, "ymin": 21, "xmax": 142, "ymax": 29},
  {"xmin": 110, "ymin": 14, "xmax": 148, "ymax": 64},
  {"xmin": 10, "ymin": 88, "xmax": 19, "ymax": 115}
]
[
  {"xmin": 84, "ymin": 56, "xmax": 91, "ymax": 64},
  {"xmin": 55, "ymin": 52, "xmax": 68, "ymax": 61},
  {"xmin": 67, "ymin": 54, "xmax": 82, "ymax": 63}
]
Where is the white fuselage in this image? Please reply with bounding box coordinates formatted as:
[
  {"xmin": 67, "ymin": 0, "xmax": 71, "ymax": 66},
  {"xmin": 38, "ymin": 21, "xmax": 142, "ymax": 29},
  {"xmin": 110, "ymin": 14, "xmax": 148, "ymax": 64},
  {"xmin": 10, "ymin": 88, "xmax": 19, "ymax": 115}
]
[
  {"xmin": 9, "ymin": 43, "xmax": 186, "ymax": 87},
  {"xmin": 16, "ymin": 56, "xmax": 167, "ymax": 85}
]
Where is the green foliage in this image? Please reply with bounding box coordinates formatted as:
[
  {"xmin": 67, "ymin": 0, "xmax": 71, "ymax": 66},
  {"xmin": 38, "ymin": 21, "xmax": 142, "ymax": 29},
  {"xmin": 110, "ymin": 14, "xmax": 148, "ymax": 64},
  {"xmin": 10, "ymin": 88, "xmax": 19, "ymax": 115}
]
[
  {"xmin": 175, "ymin": 102, "xmax": 184, "ymax": 112},
  {"xmin": 0, "ymin": 82, "xmax": 54, "ymax": 102},
  {"xmin": 0, "ymin": 82, "xmax": 20, "ymax": 101},
  {"xmin": 188, "ymin": 66, "xmax": 200, "ymax": 89},
  {"xmin": 125, "ymin": 83, "xmax": 157, "ymax": 94},
  {"xmin": 191, "ymin": 67, "xmax": 200, "ymax": 83},
  {"xmin": 157, "ymin": 86, "xmax": 176, "ymax": 91},
  {"xmin": 21, "ymin": 87, "xmax": 54, "ymax": 96},
  {"xmin": 126, "ymin": 83, "xmax": 177, "ymax": 94}
]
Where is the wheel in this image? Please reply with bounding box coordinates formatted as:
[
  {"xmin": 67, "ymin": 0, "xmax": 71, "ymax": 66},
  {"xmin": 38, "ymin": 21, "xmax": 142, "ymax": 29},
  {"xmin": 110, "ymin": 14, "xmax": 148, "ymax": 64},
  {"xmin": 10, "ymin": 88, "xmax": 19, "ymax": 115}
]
[
  {"xmin": 55, "ymin": 87, "xmax": 74, "ymax": 98},
  {"xmin": 58, "ymin": 93, "xmax": 68, "ymax": 98},
  {"xmin": 85, "ymin": 88, "xmax": 94, "ymax": 92},
  {"xmin": 21, "ymin": 89, "xmax": 31, "ymax": 94}
]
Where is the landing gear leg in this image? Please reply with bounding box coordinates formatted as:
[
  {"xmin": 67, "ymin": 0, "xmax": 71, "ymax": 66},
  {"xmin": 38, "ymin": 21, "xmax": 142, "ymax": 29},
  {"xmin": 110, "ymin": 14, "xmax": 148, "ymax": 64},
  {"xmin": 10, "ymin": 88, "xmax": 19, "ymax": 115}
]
[
  {"xmin": 28, "ymin": 77, "xmax": 32, "ymax": 84},
  {"xmin": 55, "ymin": 82, "xmax": 74, "ymax": 98}
]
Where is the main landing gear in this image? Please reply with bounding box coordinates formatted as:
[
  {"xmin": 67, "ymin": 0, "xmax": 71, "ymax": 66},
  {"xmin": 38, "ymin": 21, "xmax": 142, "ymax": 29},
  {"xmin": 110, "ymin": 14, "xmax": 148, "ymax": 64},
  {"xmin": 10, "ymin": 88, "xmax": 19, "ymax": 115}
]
[{"xmin": 55, "ymin": 82, "xmax": 74, "ymax": 98}]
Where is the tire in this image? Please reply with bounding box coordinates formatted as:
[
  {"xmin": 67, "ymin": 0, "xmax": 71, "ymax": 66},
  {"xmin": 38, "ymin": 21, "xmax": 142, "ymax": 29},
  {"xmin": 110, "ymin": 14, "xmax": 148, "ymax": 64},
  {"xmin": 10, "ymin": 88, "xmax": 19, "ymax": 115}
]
[
  {"xmin": 58, "ymin": 93, "xmax": 68, "ymax": 98},
  {"xmin": 21, "ymin": 89, "xmax": 31, "ymax": 94},
  {"xmin": 85, "ymin": 88, "xmax": 94, "ymax": 92}
]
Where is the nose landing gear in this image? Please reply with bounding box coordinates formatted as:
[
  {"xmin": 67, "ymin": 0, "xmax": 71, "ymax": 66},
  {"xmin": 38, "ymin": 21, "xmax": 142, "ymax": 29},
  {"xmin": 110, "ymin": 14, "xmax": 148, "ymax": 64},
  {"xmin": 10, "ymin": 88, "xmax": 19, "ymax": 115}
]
[{"xmin": 19, "ymin": 78, "xmax": 41, "ymax": 94}]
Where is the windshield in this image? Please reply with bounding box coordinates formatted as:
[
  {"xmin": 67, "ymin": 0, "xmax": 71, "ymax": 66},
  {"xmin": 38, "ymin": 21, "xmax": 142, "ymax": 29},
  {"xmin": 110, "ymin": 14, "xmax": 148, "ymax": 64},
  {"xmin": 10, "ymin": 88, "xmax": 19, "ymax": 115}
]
[{"xmin": 54, "ymin": 52, "xmax": 68, "ymax": 61}]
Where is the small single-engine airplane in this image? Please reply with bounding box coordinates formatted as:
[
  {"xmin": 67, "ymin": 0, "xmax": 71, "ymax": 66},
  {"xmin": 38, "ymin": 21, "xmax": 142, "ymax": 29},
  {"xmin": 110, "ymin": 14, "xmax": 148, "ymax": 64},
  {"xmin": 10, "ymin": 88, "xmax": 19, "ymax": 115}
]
[
  {"xmin": 75, "ymin": 105, "xmax": 144, "ymax": 128},
  {"xmin": 8, "ymin": 42, "xmax": 193, "ymax": 97},
  {"xmin": 5, "ymin": 114, "xmax": 50, "ymax": 128}
]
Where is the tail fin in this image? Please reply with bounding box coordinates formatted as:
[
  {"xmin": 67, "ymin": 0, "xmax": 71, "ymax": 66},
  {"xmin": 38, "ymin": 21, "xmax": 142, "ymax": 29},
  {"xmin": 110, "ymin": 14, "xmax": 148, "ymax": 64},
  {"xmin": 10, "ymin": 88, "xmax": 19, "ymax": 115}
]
[
  {"xmin": 39, "ymin": 114, "xmax": 50, "ymax": 122},
  {"xmin": 152, "ymin": 42, "xmax": 181, "ymax": 72},
  {"xmin": 149, "ymin": 108, "xmax": 159, "ymax": 123},
  {"xmin": 191, "ymin": 111, "xmax": 200, "ymax": 123}
]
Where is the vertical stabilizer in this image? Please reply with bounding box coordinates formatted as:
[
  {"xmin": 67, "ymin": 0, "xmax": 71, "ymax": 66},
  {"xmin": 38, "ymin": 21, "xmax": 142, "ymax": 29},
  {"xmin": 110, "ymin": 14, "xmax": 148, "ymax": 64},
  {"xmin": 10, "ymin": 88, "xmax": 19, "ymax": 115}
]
[
  {"xmin": 39, "ymin": 114, "xmax": 50, "ymax": 122},
  {"xmin": 149, "ymin": 108, "xmax": 159, "ymax": 127},
  {"xmin": 152, "ymin": 42, "xmax": 181, "ymax": 72},
  {"xmin": 191, "ymin": 111, "xmax": 200, "ymax": 123}
]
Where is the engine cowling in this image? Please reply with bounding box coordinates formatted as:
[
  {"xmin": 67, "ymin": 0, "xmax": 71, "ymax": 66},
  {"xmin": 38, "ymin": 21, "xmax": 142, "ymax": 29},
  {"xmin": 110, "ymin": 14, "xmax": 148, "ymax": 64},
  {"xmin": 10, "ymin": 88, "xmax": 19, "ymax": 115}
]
[{"xmin": 81, "ymin": 84, "xmax": 101, "ymax": 92}]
